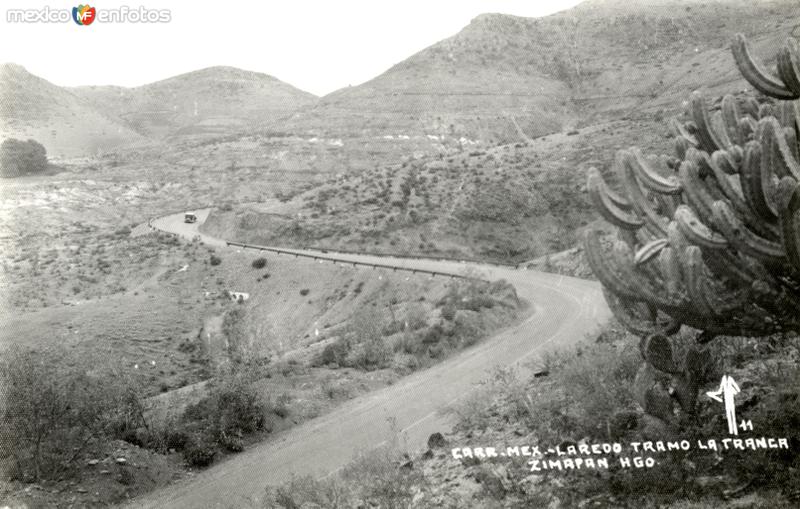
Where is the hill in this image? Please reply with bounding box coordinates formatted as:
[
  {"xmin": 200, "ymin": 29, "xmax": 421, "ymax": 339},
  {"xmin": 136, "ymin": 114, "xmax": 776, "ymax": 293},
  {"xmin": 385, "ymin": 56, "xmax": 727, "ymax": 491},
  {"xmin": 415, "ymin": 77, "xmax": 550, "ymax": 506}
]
[
  {"xmin": 203, "ymin": 0, "xmax": 799, "ymax": 262},
  {"xmin": 72, "ymin": 66, "xmax": 317, "ymax": 141},
  {"xmin": 0, "ymin": 64, "xmax": 149, "ymax": 159},
  {"xmin": 279, "ymin": 0, "xmax": 796, "ymax": 164},
  {"xmin": 0, "ymin": 64, "xmax": 317, "ymax": 159}
]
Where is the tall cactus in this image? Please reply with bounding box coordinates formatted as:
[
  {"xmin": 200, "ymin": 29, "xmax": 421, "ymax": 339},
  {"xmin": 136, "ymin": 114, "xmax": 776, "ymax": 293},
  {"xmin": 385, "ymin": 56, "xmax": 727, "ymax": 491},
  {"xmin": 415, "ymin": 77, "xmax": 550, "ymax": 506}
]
[
  {"xmin": 585, "ymin": 34, "xmax": 800, "ymax": 423},
  {"xmin": 586, "ymin": 34, "xmax": 800, "ymax": 340}
]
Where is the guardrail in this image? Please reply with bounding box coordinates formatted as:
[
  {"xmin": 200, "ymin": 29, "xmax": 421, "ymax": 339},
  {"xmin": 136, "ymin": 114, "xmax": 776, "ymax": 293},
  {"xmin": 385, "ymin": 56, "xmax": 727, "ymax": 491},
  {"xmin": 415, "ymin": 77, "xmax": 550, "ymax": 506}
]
[
  {"xmin": 226, "ymin": 240, "xmax": 482, "ymax": 281},
  {"xmin": 144, "ymin": 208, "xmax": 522, "ymax": 280},
  {"xmin": 303, "ymin": 245, "xmax": 520, "ymax": 269}
]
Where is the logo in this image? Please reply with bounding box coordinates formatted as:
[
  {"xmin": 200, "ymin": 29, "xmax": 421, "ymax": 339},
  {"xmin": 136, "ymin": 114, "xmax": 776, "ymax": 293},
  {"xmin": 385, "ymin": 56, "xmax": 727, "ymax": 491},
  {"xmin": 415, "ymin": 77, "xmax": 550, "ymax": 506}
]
[{"xmin": 72, "ymin": 4, "xmax": 96, "ymax": 25}]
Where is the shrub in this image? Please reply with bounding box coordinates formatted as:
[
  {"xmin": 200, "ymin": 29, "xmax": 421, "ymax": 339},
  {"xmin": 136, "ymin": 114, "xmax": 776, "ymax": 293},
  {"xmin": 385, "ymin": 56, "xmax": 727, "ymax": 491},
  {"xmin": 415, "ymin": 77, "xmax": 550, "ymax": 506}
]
[
  {"xmin": 441, "ymin": 303, "xmax": 456, "ymax": 321},
  {"xmin": 209, "ymin": 254, "xmax": 222, "ymax": 266},
  {"xmin": 251, "ymin": 257, "xmax": 267, "ymax": 269},
  {"xmin": 299, "ymin": 288, "xmax": 310, "ymax": 296},
  {"xmin": 211, "ymin": 372, "xmax": 267, "ymax": 436},
  {"xmin": 318, "ymin": 339, "xmax": 349, "ymax": 366},
  {"xmin": 0, "ymin": 345, "xmax": 146, "ymax": 481},
  {"xmin": 182, "ymin": 433, "xmax": 217, "ymax": 467},
  {"xmin": 265, "ymin": 446, "xmax": 424, "ymax": 508},
  {"xmin": 0, "ymin": 138, "xmax": 48, "ymax": 177}
]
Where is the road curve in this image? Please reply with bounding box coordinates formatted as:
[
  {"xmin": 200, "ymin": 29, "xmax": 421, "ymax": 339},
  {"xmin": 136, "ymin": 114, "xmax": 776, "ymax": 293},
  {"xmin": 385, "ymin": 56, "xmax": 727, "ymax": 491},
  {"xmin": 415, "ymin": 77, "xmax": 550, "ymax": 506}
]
[{"xmin": 126, "ymin": 209, "xmax": 611, "ymax": 509}]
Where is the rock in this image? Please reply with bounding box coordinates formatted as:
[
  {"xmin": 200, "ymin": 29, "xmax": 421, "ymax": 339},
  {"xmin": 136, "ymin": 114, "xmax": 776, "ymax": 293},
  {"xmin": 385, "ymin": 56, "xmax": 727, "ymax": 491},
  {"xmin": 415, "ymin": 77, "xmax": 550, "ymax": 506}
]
[
  {"xmin": 427, "ymin": 432, "xmax": 447, "ymax": 449},
  {"xmin": 639, "ymin": 413, "xmax": 670, "ymax": 439},
  {"xmin": 609, "ymin": 410, "xmax": 639, "ymax": 439},
  {"xmin": 400, "ymin": 460, "xmax": 413, "ymax": 471},
  {"xmin": 695, "ymin": 475, "xmax": 726, "ymax": 489},
  {"xmin": 87, "ymin": 459, "xmax": 100, "ymax": 466},
  {"xmin": 100, "ymin": 470, "xmax": 111, "ymax": 475},
  {"xmin": 473, "ymin": 467, "xmax": 506, "ymax": 499},
  {"xmin": 76, "ymin": 488, "xmax": 88, "ymax": 493},
  {"xmin": 115, "ymin": 457, "xmax": 127, "ymax": 465}
]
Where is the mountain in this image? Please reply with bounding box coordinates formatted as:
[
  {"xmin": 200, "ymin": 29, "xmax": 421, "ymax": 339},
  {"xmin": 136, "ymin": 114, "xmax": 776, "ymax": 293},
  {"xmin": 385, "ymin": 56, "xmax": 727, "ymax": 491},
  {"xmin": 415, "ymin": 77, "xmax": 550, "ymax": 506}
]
[
  {"xmin": 204, "ymin": 0, "xmax": 800, "ymax": 262},
  {"xmin": 71, "ymin": 66, "xmax": 317, "ymax": 141},
  {"xmin": 0, "ymin": 64, "xmax": 317, "ymax": 159},
  {"xmin": 286, "ymin": 0, "xmax": 797, "ymax": 153},
  {"xmin": 0, "ymin": 64, "xmax": 149, "ymax": 159}
]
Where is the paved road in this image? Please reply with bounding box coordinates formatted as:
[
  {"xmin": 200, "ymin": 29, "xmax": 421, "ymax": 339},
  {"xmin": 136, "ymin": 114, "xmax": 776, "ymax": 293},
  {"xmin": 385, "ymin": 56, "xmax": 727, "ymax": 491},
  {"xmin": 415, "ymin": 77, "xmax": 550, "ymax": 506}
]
[{"xmin": 126, "ymin": 210, "xmax": 610, "ymax": 509}]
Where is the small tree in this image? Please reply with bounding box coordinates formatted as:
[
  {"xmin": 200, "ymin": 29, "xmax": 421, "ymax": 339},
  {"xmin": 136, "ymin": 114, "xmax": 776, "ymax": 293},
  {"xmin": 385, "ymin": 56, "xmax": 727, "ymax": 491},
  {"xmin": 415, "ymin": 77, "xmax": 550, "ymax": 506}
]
[
  {"xmin": 0, "ymin": 345, "xmax": 145, "ymax": 481},
  {"xmin": 0, "ymin": 138, "xmax": 48, "ymax": 177}
]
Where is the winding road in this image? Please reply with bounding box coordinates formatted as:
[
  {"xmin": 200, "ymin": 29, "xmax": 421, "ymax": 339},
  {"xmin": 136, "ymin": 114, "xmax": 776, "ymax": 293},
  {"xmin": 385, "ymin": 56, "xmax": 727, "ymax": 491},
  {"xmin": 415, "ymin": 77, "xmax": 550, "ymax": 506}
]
[{"xmin": 125, "ymin": 209, "xmax": 611, "ymax": 509}]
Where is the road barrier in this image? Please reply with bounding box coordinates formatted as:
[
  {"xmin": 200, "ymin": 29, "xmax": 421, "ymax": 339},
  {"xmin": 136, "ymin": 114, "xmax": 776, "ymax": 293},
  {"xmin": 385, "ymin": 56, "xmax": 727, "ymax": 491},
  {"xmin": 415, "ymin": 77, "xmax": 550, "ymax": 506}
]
[
  {"xmin": 145, "ymin": 208, "xmax": 521, "ymax": 280},
  {"xmin": 303, "ymin": 245, "xmax": 520, "ymax": 269},
  {"xmin": 226, "ymin": 240, "xmax": 482, "ymax": 281}
]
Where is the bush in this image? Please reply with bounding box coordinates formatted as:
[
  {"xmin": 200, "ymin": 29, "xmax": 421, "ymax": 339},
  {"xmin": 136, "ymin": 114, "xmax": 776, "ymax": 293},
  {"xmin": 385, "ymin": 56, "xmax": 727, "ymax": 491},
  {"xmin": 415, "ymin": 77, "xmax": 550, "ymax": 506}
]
[
  {"xmin": 0, "ymin": 138, "xmax": 48, "ymax": 177},
  {"xmin": 441, "ymin": 303, "xmax": 456, "ymax": 321},
  {"xmin": 182, "ymin": 433, "xmax": 216, "ymax": 467},
  {"xmin": 251, "ymin": 257, "xmax": 267, "ymax": 269},
  {"xmin": 265, "ymin": 446, "xmax": 424, "ymax": 508},
  {"xmin": 209, "ymin": 254, "xmax": 222, "ymax": 266},
  {"xmin": 299, "ymin": 288, "xmax": 310, "ymax": 296},
  {"xmin": 318, "ymin": 339, "xmax": 350, "ymax": 366},
  {"xmin": 210, "ymin": 372, "xmax": 267, "ymax": 436},
  {"xmin": 0, "ymin": 345, "xmax": 146, "ymax": 481}
]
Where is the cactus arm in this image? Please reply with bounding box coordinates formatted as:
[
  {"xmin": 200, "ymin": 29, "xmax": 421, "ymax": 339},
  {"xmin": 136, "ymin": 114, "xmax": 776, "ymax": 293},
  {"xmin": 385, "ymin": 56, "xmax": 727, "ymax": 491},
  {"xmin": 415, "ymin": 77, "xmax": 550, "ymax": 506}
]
[
  {"xmin": 776, "ymin": 101, "xmax": 799, "ymax": 131},
  {"xmin": 778, "ymin": 178, "xmax": 800, "ymax": 272},
  {"xmin": 712, "ymin": 200, "xmax": 786, "ymax": 262},
  {"xmin": 674, "ymin": 205, "xmax": 728, "ymax": 248},
  {"xmin": 732, "ymin": 33, "xmax": 798, "ymax": 100},
  {"xmin": 613, "ymin": 240, "xmax": 687, "ymax": 310},
  {"xmin": 786, "ymin": 127, "xmax": 800, "ymax": 162},
  {"xmin": 682, "ymin": 246, "xmax": 721, "ymax": 319},
  {"xmin": 711, "ymin": 148, "xmax": 740, "ymax": 175},
  {"xmin": 674, "ymin": 135, "xmax": 692, "ymax": 160},
  {"xmin": 777, "ymin": 40, "xmax": 800, "ymax": 97},
  {"xmin": 739, "ymin": 140, "xmax": 779, "ymax": 222},
  {"xmin": 670, "ymin": 118, "xmax": 699, "ymax": 148},
  {"xmin": 657, "ymin": 246, "xmax": 684, "ymax": 299},
  {"xmin": 584, "ymin": 229, "xmax": 642, "ymax": 300},
  {"xmin": 738, "ymin": 116, "xmax": 757, "ymax": 144},
  {"xmin": 587, "ymin": 168, "xmax": 644, "ymax": 230},
  {"xmin": 761, "ymin": 117, "xmax": 800, "ymax": 180},
  {"xmin": 741, "ymin": 97, "xmax": 760, "ymax": 119},
  {"xmin": 618, "ymin": 151, "xmax": 670, "ymax": 237},
  {"xmin": 721, "ymin": 95, "xmax": 743, "ymax": 146},
  {"xmin": 707, "ymin": 150, "xmax": 750, "ymax": 213},
  {"xmin": 634, "ymin": 238, "xmax": 669, "ymax": 265},
  {"xmin": 628, "ymin": 147, "xmax": 682, "ymax": 195},
  {"xmin": 691, "ymin": 92, "xmax": 731, "ymax": 152},
  {"xmin": 601, "ymin": 287, "xmax": 661, "ymax": 337},
  {"xmin": 678, "ymin": 159, "xmax": 720, "ymax": 228}
]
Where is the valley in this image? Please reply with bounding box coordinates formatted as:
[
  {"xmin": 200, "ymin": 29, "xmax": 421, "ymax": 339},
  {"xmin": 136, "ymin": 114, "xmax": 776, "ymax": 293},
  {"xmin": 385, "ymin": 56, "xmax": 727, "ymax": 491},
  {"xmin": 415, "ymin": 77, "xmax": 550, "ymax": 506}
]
[{"xmin": 2, "ymin": 0, "xmax": 799, "ymax": 507}]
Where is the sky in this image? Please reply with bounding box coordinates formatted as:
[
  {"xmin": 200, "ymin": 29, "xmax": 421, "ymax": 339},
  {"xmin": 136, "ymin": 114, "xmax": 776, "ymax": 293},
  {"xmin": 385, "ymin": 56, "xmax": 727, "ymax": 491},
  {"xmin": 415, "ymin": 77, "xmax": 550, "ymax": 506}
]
[{"xmin": 0, "ymin": 0, "xmax": 584, "ymax": 96}]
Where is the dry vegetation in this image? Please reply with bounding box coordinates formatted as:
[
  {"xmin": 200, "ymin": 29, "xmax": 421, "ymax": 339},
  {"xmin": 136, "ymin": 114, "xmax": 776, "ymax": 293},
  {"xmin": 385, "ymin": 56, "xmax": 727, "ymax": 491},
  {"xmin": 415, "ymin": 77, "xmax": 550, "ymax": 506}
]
[{"xmin": 265, "ymin": 323, "xmax": 800, "ymax": 508}]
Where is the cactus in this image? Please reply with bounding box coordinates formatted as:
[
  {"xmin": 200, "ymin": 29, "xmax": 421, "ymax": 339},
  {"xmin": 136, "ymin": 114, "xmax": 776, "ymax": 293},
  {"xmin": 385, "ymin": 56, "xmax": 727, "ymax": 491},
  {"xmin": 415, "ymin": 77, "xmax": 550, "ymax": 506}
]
[
  {"xmin": 585, "ymin": 34, "xmax": 800, "ymax": 426},
  {"xmin": 731, "ymin": 34, "xmax": 798, "ymax": 100},
  {"xmin": 634, "ymin": 333, "xmax": 716, "ymax": 423}
]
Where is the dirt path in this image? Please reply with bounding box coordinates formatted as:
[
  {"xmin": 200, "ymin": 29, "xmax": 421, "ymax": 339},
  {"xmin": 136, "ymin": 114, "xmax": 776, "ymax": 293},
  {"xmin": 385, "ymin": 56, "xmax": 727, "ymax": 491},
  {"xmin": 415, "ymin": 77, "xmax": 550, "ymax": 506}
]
[{"xmin": 124, "ymin": 210, "xmax": 611, "ymax": 509}]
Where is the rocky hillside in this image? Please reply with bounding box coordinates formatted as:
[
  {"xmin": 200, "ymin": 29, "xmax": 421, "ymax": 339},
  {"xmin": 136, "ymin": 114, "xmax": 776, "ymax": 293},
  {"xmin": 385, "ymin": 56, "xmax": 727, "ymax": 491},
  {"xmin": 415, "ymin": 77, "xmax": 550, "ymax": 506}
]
[
  {"xmin": 0, "ymin": 64, "xmax": 317, "ymax": 159},
  {"xmin": 284, "ymin": 0, "xmax": 797, "ymax": 151},
  {"xmin": 0, "ymin": 64, "xmax": 149, "ymax": 159},
  {"xmin": 203, "ymin": 0, "xmax": 798, "ymax": 262},
  {"xmin": 72, "ymin": 66, "xmax": 317, "ymax": 141}
]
